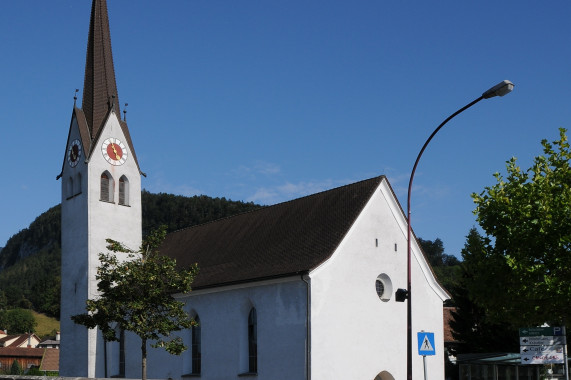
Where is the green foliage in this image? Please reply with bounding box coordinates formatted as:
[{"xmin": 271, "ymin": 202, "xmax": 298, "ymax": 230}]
[
  {"xmin": 0, "ymin": 205, "xmax": 61, "ymax": 269},
  {"xmin": 471, "ymin": 128, "xmax": 571, "ymax": 325},
  {"xmin": 418, "ymin": 237, "xmax": 460, "ymax": 267},
  {"xmin": 0, "ymin": 308, "xmax": 37, "ymax": 333},
  {"xmin": 0, "ymin": 290, "xmax": 6, "ymax": 309},
  {"xmin": 72, "ymin": 226, "xmax": 198, "ymax": 380},
  {"xmin": 447, "ymin": 228, "xmax": 519, "ymax": 354},
  {"xmin": 141, "ymin": 190, "xmax": 261, "ymax": 236},
  {"xmin": 10, "ymin": 360, "xmax": 23, "ymax": 375},
  {"xmin": 0, "ymin": 205, "xmax": 61, "ymax": 317},
  {"xmin": 26, "ymin": 367, "xmax": 44, "ymax": 376}
]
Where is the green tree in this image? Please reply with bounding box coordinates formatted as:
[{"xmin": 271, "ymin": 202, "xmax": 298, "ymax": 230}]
[
  {"xmin": 1, "ymin": 308, "xmax": 37, "ymax": 334},
  {"xmin": 448, "ymin": 228, "xmax": 519, "ymax": 354},
  {"xmin": 417, "ymin": 237, "xmax": 461, "ymax": 293},
  {"xmin": 10, "ymin": 360, "xmax": 23, "ymax": 375},
  {"xmin": 0, "ymin": 290, "xmax": 6, "ymax": 309},
  {"xmin": 72, "ymin": 226, "xmax": 198, "ymax": 380},
  {"xmin": 418, "ymin": 237, "xmax": 460, "ymax": 267},
  {"xmin": 472, "ymin": 128, "xmax": 571, "ymax": 325}
]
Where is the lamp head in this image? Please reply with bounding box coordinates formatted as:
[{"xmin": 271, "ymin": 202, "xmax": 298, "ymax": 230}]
[{"xmin": 482, "ymin": 80, "xmax": 514, "ymax": 99}]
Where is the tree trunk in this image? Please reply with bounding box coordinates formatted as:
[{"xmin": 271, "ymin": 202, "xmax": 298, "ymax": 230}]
[{"xmin": 141, "ymin": 338, "xmax": 147, "ymax": 380}]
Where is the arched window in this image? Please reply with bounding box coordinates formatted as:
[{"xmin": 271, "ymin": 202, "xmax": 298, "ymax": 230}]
[
  {"xmin": 76, "ymin": 172, "xmax": 82, "ymax": 195},
  {"xmin": 118, "ymin": 175, "xmax": 129, "ymax": 206},
  {"xmin": 248, "ymin": 308, "xmax": 257, "ymax": 373},
  {"xmin": 100, "ymin": 172, "xmax": 114, "ymax": 202},
  {"xmin": 191, "ymin": 315, "xmax": 201, "ymax": 374},
  {"xmin": 67, "ymin": 177, "xmax": 73, "ymax": 199},
  {"xmin": 374, "ymin": 371, "xmax": 395, "ymax": 380}
]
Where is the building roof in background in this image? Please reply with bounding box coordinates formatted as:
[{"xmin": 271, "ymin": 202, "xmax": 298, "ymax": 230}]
[
  {"xmin": 40, "ymin": 348, "xmax": 59, "ymax": 371},
  {"xmin": 0, "ymin": 333, "xmax": 40, "ymax": 348},
  {"xmin": 443, "ymin": 306, "xmax": 458, "ymax": 344}
]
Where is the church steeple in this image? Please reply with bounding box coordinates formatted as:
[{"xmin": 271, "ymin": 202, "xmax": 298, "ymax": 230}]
[
  {"xmin": 60, "ymin": 2, "xmax": 143, "ymax": 377},
  {"xmin": 77, "ymin": 0, "xmax": 139, "ymax": 170},
  {"xmin": 82, "ymin": 0, "xmax": 120, "ymax": 138}
]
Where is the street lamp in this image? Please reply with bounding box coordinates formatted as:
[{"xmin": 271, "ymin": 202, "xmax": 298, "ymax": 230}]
[{"xmin": 400, "ymin": 80, "xmax": 514, "ymax": 380}]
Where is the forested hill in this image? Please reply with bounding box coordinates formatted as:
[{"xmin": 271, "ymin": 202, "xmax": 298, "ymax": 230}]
[{"xmin": 0, "ymin": 190, "xmax": 261, "ymax": 318}]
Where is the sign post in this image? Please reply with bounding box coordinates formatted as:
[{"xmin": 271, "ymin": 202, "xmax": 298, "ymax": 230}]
[
  {"xmin": 417, "ymin": 332, "xmax": 436, "ymax": 380},
  {"xmin": 519, "ymin": 326, "xmax": 569, "ymax": 380}
]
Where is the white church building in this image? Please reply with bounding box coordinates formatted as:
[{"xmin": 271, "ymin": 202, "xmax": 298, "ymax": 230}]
[{"xmin": 58, "ymin": 1, "xmax": 449, "ymax": 379}]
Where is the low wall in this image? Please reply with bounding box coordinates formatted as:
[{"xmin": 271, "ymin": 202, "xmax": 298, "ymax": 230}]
[{"xmin": 0, "ymin": 377, "xmax": 158, "ymax": 380}]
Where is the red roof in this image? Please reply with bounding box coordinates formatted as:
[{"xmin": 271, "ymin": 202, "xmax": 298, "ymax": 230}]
[
  {"xmin": 40, "ymin": 348, "xmax": 59, "ymax": 372},
  {"xmin": 443, "ymin": 306, "xmax": 458, "ymax": 343},
  {"xmin": 0, "ymin": 347, "xmax": 44, "ymax": 358},
  {"xmin": 0, "ymin": 333, "xmax": 40, "ymax": 348}
]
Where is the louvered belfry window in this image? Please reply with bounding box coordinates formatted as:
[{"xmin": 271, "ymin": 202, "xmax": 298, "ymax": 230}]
[
  {"xmin": 76, "ymin": 173, "xmax": 82, "ymax": 195},
  {"xmin": 100, "ymin": 172, "xmax": 113, "ymax": 202},
  {"xmin": 118, "ymin": 176, "xmax": 129, "ymax": 206}
]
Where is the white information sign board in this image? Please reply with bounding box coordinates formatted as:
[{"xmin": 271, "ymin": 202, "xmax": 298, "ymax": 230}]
[{"xmin": 521, "ymin": 353, "xmax": 565, "ymax": 364}]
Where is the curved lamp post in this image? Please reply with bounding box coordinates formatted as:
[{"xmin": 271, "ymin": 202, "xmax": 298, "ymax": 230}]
[{"xmin": 403, "ymin": 80, "xmax": 514, "ymax": 380}]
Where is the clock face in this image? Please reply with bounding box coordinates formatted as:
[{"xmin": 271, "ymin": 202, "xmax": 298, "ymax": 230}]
[
  {"xmin": 101, "ymin": 137, "xmax": 128, "ymax": 166},
  {"xmin": 68, "ymin": 139, "xmax": 82, "ymax": 167}
]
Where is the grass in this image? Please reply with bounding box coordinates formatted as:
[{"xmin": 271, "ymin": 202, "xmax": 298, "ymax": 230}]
[{"xmin": 32, "ymin": 311, "xmax": 60, "ymax": 338}]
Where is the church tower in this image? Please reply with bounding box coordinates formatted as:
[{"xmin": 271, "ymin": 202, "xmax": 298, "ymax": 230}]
[{"xmin": 58, "ymin": 0, "xmax": 142, "ymax": 377}]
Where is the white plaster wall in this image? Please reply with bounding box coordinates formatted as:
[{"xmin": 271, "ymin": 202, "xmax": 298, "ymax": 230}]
[
  {"xmin": 60, "ymin": 111, "xmax": 142, "ymax": 378},
  {"xmin": 137, "ymin": 278, "xmax": 308, "ymax": 380},
  {"xmin": 60, "ymin": 115, "xmax": 90, "ymax": 377},
  {"xmin": 309, "ymin": 179, "xmax": 448, "ymax": 380}
]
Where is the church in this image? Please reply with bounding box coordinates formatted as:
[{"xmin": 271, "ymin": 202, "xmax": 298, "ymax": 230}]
[{"xmin": 58, "ymin": 1, "xmax": 449, "ymax": 379}]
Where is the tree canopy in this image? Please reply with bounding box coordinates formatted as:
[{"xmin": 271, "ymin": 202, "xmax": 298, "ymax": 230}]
[
  {"xmin": 447, "ymin": 228, "xmax": 519, "ymax": 354},
  {"xmin": 0, "ymin": 308, "xmax": 37, "ymax": 334},
  {"xmin": 72, "ymin": 226, "xmax": 198, "ymax": 380},
  {"xmin": 471, "ymin": 128, "xmax": 571, "ymax": 325}
]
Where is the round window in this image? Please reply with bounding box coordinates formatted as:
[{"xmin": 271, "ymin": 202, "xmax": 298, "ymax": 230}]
[{"xmin": 375, "ymin": 273, "xmax": 392, "ymax": 302}]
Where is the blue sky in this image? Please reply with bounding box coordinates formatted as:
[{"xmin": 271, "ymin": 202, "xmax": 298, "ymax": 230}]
[{"xmin": 1, "ymin": 1, "xmax": 570, "ymax": 258}]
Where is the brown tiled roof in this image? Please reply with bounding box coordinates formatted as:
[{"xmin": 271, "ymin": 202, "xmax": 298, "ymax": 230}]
[
  {"xmin": 0, "ymin": 335, "xmax": 13, "ymax": 346},
  {"xmin": 0, "ymin": 347, "xmax": 44, "ymax": 358},
  {"xmin": 0, "ymin": 333, "xmax": 39, "ymax": 348},
  {"xmin": 443, "ymin": 306, "xmax": 457, "ymax": 343},
  {"xmin": 82, "ymin": 0, "xmax": 120, "ymax": 139},
  {"xmin": 162, "ymin": 176, "xmax": 385, "ymax": 289},
  {"xmin": 40, "ymin": 348, "xmax": 59, "ymax": 372}
]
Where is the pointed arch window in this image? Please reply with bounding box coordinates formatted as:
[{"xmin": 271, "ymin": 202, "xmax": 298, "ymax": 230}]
[
  {"xmin": 67, "ymin": 177, "xmax": 74, "ymax": 199},
  {"xmin": 118, "ymin": 175, "xmax": 129, "ymax": 206},
  {"xmin": 191, "ymin": 315, "xmax": 201, "ymax": 374},
  {"xmin": 248, "ymin": 308, "xmax": 257, "ymax": 373},
  {"xmin": 100, "ymin": 172, "xmax": 114, "ymax": 203},
  {"xmin": 75, "ymin": 172, "xmax": 82, "ymax": 195}
]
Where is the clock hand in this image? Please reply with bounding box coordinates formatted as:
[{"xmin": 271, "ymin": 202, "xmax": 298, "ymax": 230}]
[{"xmin": 111, "ymin": 143, "xmax": 120, "ymax": 160}]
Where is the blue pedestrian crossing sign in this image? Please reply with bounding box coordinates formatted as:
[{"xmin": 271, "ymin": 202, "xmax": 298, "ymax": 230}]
[{"xmin": 417, "ymin": 332, "xmax": 436, "ymax": 356}]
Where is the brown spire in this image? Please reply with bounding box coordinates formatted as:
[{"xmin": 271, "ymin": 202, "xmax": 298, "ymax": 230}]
[{"xmin": 82, "ymin": 0, "xmax": 120, "ymax": 138}]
